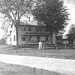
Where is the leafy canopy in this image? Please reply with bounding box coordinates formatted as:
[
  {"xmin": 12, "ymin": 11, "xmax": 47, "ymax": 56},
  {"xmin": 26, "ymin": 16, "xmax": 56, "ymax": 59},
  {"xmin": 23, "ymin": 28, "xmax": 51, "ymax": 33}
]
[
  {"xmin": 0, "ymin": 0, "xmax": 43, "ymax": 40},
  {"xmin": 67, "ymin": 24, "xmax": 75, "ymax": 40},
  {"xmin": 0, "ymin": 0, "xmax": 42, "ymax": 26},
  {"xmin": 0, "ymin": 0, "xmax": 33, "ymax": 23},
  {"xmin": 32, "ymin": 0, "xmax": 69, "ymax": 33}
]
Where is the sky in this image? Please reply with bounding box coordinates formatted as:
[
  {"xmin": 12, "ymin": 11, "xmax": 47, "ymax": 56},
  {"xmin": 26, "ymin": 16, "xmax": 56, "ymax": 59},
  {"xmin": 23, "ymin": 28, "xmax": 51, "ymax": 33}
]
[
  {"xmin": 0, "ymin": 0, "xmax": 75, "ymax": 39},
  {"xmin": 63, "ymin": 0, "xmax": 75, "ymax": 35}
]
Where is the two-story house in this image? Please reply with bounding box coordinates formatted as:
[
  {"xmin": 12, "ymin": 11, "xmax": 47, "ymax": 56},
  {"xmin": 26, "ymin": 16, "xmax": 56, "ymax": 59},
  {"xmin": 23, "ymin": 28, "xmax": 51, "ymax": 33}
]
[{"xmin": 6, "ymin": 22, "xmax": 56, "ymax": 46}]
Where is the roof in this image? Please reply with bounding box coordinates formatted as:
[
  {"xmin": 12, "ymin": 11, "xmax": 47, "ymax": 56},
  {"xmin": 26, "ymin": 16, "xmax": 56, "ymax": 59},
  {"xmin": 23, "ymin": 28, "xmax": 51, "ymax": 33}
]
[
  {"xmin": 19, "ymin": 21, "xmax": 37, "ymax": 26},
  {"xmin": 20, "ymin": 17, "xmax": 38, "ymax": 26}
]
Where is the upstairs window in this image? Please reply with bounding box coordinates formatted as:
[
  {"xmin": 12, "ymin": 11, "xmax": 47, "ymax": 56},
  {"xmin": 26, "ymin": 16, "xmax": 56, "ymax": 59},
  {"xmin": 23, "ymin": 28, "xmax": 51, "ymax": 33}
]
[
  {"xmin": 21, "ymin": 26, "xmax": 26, "ymax": 31},
  {"xmin": 28, "ymin": 27, "xmax": 31, "ymax": 31}
]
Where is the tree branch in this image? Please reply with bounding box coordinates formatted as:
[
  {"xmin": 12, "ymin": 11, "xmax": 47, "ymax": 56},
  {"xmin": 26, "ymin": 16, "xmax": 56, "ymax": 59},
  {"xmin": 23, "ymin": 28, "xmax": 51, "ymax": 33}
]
[{"xmin": 10, "ymin": 9, "xmax": 16, "ymax": 20}]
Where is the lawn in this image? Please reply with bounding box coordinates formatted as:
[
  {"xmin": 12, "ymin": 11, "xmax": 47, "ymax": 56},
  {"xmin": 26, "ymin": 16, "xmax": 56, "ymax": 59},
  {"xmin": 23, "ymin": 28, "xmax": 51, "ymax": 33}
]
[
  {"xmin": 0, "ymin": 45, "xmax": 75, "ymax": 59},
  {"xmin": 0, "ymin": 62, "xmax": 67, "ymax": 75},
  {"xmin": 0, "ymin": 45, "xmax": 75, "ymax": 75}
]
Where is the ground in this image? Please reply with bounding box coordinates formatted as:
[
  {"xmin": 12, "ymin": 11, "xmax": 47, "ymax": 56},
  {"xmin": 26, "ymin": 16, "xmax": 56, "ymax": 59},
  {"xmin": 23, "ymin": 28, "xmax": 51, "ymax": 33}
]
[
  {"xmin": 0, "ymin": 45, "xmax": 75, "ymax": 75},
  {"xmin": 0, "ymin": 62, "xmax": 67, "ymax": 75},
  {"xmin": 0, "ymin": 45, "xmax": 75, "ymax": 59}
]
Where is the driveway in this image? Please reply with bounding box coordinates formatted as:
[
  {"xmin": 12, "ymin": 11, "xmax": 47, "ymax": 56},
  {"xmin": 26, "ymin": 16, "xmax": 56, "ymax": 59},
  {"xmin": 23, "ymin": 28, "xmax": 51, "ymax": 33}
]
[{"xmin": 0, "ymin": 54, "xmax": 75, "ymax": 75}]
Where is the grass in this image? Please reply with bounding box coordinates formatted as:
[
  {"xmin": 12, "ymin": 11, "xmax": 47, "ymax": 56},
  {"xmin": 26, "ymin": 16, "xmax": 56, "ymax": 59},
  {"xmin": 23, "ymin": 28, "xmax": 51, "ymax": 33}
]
[
  {"xmin": 0, "ymin": 45, "xmax": 75, "ymax": 75},
  {"xmin": 0, "ymin": 45, "xmax": 75, "ymax": 59},
  {"xmin": 0, "ymin": 62, "xmax": 67, "ymax": 75}
]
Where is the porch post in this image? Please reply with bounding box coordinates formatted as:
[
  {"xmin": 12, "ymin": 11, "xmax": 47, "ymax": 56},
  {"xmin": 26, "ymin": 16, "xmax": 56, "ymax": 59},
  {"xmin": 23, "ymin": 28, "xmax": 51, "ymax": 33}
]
[
  {"xmin": 52, "ymin": 33, "xmax": 56, "ymax": 44},
  {"xmin": 48, "ymin": 34, "xmax": 51, "ymax": 44}
]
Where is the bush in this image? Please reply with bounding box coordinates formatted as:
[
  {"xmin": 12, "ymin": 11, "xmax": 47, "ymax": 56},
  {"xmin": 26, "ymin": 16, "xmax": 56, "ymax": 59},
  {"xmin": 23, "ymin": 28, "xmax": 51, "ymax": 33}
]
[{"xmin": 0, "ymin": 38, "xmax": 6, "ymax": 45}]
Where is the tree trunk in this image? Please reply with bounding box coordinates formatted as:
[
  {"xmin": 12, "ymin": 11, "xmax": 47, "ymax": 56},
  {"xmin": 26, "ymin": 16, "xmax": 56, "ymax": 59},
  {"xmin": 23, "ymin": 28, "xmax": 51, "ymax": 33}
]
[
  {"xmin": 15, "ymin": 24, "xmax": 19, "ymax": 47},
  {"xmin": 50, "ymin": 33, "xmax": 53, "ymax": 44}
]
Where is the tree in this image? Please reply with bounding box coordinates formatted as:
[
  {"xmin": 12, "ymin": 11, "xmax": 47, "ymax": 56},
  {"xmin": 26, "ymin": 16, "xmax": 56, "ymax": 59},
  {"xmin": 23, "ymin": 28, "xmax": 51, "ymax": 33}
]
[
  {"xmin": 67, "ymin": 24, "xmax": 75, "ymax": 44},
  {"xmin": 0, "ymin": 0, "xmax": 42, "ymax": 46},
  {"xmin": 32, "ymin": 0, "xmax": 69, "ymax": 44},
  {"xmin": 0, "ymin": 0, "xmax": 33, "ymax": 46}
]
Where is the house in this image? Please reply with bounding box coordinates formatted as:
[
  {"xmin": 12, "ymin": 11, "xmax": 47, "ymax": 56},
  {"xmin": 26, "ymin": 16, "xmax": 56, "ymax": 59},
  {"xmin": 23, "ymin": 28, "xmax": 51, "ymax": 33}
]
[{"xmin": 6, "ymin": 22, "xmax": 56, "ymax": 46}]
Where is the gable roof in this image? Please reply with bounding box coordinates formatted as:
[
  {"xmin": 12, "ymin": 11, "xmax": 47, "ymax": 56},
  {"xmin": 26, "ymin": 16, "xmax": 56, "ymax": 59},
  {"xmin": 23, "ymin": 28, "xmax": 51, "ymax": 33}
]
[{"xmin": 19, "ymin": 21, "xmax": 37, "ymax": 26}]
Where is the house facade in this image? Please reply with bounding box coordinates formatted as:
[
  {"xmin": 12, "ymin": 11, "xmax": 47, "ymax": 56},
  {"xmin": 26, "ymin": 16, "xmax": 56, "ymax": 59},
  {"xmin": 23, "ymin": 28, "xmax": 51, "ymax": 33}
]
[{"xmin": 6, "ymin": 23, "xmax": 56, "ymax": 46}]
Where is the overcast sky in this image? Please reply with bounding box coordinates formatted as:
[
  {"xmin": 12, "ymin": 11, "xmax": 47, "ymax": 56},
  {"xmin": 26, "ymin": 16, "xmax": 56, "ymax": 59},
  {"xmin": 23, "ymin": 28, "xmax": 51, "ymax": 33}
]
[{"xmin": 63, "ymin": 0, "xmax": 75, "ymax": 35}]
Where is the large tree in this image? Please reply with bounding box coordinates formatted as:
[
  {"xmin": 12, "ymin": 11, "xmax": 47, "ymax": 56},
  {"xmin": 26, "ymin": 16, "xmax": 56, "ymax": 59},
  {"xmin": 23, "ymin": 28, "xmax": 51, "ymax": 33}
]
[
  {"xmin": 32, "ymin": 0, "xmax": 69, "ymax": 44},
  {"xmin": 0, "ymin": 0, "xmax": 42, "ymax": 46}
]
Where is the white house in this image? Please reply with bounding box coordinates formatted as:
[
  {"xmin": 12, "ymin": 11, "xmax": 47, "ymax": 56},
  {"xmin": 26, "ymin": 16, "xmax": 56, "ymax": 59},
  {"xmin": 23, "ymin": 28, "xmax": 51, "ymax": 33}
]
[{"xmin": 6, "ymin": 22, "xmax": 56, "ymax": 46}]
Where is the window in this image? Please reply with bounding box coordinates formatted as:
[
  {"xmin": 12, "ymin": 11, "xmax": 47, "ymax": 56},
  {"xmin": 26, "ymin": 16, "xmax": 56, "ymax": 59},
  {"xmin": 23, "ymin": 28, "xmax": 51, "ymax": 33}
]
[
  {"xmin": 46, "ymin": 36, "xmax": 48, "ymax": 41},
  {"xmin": 28, "ymin": 27, "xmax": 31, "ymax": 31},
  {"xmin": 14, "ymin": 35, "xmax": 15, "ymax": 41},
  {"xmin": 21, "ymin": 35, "xmax": 25, "ymax": 41},
  {"xmin": 21, "ymin": 26, "xmax": 26, "ymax": 31}
]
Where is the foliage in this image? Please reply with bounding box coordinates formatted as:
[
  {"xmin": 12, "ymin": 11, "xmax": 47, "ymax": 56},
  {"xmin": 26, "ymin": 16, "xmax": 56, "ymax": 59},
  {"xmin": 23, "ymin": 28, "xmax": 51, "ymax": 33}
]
[
  {"xmin": 0, "ymin": 0, "xmax": 31, "ymax": 24},
  {"xmin": 32, "ymin": 0, "xmax": 69, "ymax": 33},
  {"xmin": 0, "ymin": 0, "xmax": 43, "ymax": 28},
  {"xmin": 0, "ymin": 0, "xmax": 43, "ymax": 46},
  {"xmin": 67, "ymin": 24, "xmax": 75, "ymax": 44},
  {"xmin": 0, "ymin": 38, "xmax": 6, "ymax": 45}
]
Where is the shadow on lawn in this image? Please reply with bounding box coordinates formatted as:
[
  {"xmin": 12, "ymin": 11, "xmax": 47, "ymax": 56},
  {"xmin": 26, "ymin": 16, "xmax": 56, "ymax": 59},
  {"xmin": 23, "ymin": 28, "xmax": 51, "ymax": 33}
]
[{"xmin": 0, "ymin": 62, "xmax": 67, "ymax": 75}]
